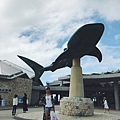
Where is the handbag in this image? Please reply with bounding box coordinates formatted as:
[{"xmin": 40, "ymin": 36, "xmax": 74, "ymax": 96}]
[
  {"xmin": 50, "ymin": 111, "xmax": 59, "ymax": 120},
  {"xmin": 27, "ymin": 99, "xmax": 29, "ymax": 104}
]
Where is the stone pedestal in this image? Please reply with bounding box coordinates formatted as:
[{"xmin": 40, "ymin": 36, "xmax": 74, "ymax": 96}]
[
  {"xmin": 59, "ymin": 97, "xmax": 94, "ymax": 116},
  {"xmin": 59, "ymin": 58, "xmax": 94, "ymax": 116}
]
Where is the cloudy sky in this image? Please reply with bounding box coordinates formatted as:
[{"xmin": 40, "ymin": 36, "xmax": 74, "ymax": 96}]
[{"xmin": 0, "ymin": 0, "xmax": 120, "ymax": 85}]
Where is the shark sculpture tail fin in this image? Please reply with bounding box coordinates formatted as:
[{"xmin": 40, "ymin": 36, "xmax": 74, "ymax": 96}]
[{"xmin": 17, "ymin": 55, "xmax": 44, "ymax": 84}]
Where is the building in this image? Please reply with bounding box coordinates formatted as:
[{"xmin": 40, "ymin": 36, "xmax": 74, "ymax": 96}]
[
  {"xmin": 0, "ymin": 59, "xmax": 120, "ymax": 111},
  {"xmin": 0, "ymin": 60, "xmax": 34, "ymax": 106},
  {"xmin": 0, "ymin": 59, "xmax": 48, "ymax": 107},
  {"xmin": 47, "ymin": 71, "xmax": 120, "ymax": 110}
]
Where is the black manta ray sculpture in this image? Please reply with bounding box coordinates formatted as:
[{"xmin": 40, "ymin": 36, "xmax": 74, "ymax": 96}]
[{"xmin": 18, "ymin": 23, "xmax": 104, "ymax": 83}]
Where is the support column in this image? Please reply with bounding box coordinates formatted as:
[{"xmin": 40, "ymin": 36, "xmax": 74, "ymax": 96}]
[
  {"xmin": 60, "ymin": 93, "xmax": 63, "ymax": 100},
  {"xmin": 69, "ymin": 58, "xmax": 84, "ymax": 98},
  {"xmin": 59, "ymin": 58, "xmax": 93, "ymax": 116},
  {"xmin": 114, "ymin": 80, "xmax": 120, "ymax": 110}
]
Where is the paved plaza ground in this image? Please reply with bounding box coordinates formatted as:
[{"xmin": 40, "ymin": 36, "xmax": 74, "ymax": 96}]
[{"xmin": 0, "ymin": 105, "xmax": 120, "ymax": 120}]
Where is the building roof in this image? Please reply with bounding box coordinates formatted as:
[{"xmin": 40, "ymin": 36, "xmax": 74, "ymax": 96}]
[
  {"xmin": 48, "ymin": 70, "xmax": 120, "ymax": 86},
  {"xmin": 58, "ymin": 70, "xmax": 120, "ymax": 81},
  {"xmin": 0, "ymin": 59, "xmax": 35, "ymax": 79}
]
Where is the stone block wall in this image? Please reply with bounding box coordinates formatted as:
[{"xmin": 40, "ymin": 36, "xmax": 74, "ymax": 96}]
[
  {"xmin": 59, "ymin": 97, "xmax": 94, "ymax": 116},
  {"xmin": 0, "ymin": 77, "xmax": 32, "ymax": 106}
]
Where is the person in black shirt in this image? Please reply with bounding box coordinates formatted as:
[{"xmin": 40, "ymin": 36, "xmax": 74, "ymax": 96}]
[
  {"xmin": 0, "ymin": 95, "xmax": 2, "ymax": 106},
  {"xmin": 22, "ymin": 93, "xmax": 28, "ymax": 113}
]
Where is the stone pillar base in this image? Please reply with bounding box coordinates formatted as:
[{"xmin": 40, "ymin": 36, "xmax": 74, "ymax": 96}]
[{"xmin": 59, "ymin": 97, "xmax": 94, "ymax": 116}]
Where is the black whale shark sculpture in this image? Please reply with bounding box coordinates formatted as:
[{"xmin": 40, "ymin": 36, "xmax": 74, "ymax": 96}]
[
  {"xmin": 54, "ymin": 23, "xmax": 104, "ymax": 64},
  {"xmin": 18, "ymin": 23, "xmax": 104, "ymax": 83}
]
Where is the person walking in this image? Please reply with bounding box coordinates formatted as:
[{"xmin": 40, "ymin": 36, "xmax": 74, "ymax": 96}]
[
  {"xmin": 22, "ymin": 93, "xmax": 28, "ymax": 113},
  {"xmin": 103, "ymin": 97, "xmax": 110, "ymax": 113},
  {"xmin": 12, "ymin": 94, "xmax": 18, "ymax": 116},
  {"xmin": 41, "ymin": 86, "xmax": 55, "ymax": 120},
  {"xmin": 0, "ymin": 95, "xmax": 2, "ymax": 106}
]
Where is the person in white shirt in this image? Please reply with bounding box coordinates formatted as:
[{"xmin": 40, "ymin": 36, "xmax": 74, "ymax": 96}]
[
  {"xmin": 12, "ymin": 94, "xmax": 18, "ymax": 115},
  {"xmin": 41, "ymin": 86, "xmax": 55, "ymax": 120},
  {"xmin": 103, "ymin": 97, "xmax": 110, "ymax": 113}
]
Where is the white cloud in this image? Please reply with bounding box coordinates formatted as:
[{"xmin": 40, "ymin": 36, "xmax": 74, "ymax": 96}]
[
  {"xmin": 96, "ymin": 0, "xmax": 120, "ymax": 21},
  {"xmin": 115, "ymin": 34, "xmax": 120, "ymax": 41},
  {"xmin": 82, "ymin": 43, "xmax": 120, "ymax": 74},
  {"xmin": 0, "ymin": 0, "xmax": 120, "ymax": 84}
]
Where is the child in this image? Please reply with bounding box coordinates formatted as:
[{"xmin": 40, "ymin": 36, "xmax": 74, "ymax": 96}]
[{"xmin": 103, "ymin": 97, "xmax": 110, "ymax": 113}]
